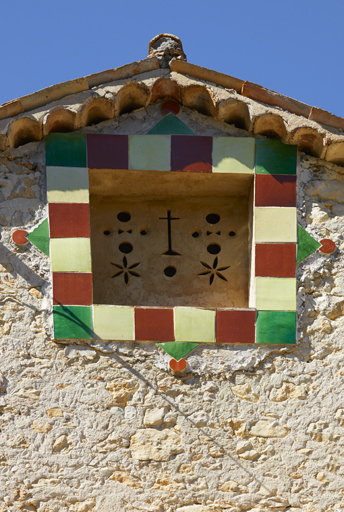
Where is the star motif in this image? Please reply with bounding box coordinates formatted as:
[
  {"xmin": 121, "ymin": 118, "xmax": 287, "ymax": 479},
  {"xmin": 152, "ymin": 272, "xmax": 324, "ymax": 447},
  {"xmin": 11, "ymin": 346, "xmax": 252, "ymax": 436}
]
[
  {"xmin": 111, "ymin": 256, "xmax": 140, "ymax": 284},
  {"xmin": 198, "ymin": 257, "xmax": 230, "ymax": 285}
]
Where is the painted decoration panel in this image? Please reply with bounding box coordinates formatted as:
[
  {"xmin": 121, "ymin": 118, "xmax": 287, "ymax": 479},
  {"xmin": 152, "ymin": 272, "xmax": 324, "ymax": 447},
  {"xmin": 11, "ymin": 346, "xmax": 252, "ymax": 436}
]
[{"xmin": 20, "ymin": 130, "xmax": 306, "ymax": 356}]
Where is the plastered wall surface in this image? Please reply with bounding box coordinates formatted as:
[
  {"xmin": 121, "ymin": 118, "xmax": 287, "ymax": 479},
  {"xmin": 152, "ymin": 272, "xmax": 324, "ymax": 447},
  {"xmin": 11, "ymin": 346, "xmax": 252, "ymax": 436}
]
[{"xmin": 0, "ymin": 102, "xmax": 344, "ymax": 512}]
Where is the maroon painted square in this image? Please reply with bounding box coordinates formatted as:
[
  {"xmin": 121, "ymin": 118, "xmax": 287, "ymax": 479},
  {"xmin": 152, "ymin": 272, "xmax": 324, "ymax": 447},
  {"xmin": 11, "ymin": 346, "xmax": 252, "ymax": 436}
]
[
  {"xmin": 255, "ymin": 174, "xmax": 296, "ymax": 207},
  {"xmin": 87, "ymin": 134, "xmax": 128, "ymax": 169},
  {"xmin": 171, "ymin": 135, "xmax": 212, "ymax": 172},
  {"xmin": 255, "ymin": 244, "xmax": 296, "ymax": 277},
  {"xmin": 216, "ymin": 310, "xmax": 256, "ymax": 344},
  {"xmin": 49, "ymin": 203, "xmax": 90, "ymax": 238},
  {"xmin": 53, "ymin": 273, "xmax": 93, "ymax": 305},
  {"xmin": 135, "ymin": 308, "xmax": 174, "ymax": 341}
]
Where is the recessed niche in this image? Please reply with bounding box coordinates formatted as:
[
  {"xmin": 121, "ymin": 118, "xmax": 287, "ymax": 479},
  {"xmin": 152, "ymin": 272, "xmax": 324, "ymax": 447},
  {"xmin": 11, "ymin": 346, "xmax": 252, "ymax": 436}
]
[{"xmin": 89, "ymin": 169, "xmax": 253, "ymax": 308}]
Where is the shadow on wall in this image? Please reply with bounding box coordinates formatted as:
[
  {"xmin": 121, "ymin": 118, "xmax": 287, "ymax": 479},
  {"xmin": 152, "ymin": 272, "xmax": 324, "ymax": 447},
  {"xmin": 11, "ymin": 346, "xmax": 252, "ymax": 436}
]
[
  {"xmin": 0, "ymin": 236, "xmax": 46, "ymax": 289},
  {"xmin": 82, "ymin": 348, "xmax": 279, "ymax": 497}
]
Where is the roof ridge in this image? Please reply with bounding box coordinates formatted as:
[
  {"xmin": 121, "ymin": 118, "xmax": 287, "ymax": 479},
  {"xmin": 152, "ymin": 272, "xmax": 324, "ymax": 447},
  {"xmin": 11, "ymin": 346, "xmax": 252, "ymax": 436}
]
[
  {"xmin": 0, "ymin": 56, "xmax": 160, "ymax": 121},
  {"xmin": 1, "ymin": 60, "xmax": 344, "ymax": 166},
  {"xmin": 1, "ymin": 57, "xmax": 343, "ymax": 133}
]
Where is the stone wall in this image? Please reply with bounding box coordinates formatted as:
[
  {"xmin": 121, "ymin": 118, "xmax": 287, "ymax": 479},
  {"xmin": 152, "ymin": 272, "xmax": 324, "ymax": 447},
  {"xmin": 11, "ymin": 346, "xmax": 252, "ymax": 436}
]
[{"xmin": 0, "ymin": 103, "xmax": 344, "ymax": 512}]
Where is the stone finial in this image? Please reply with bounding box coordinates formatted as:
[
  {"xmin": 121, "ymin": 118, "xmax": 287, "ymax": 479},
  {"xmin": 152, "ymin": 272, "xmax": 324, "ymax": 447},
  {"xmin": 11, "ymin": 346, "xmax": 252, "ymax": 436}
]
[{"xmin": 148, "ymin": 34, "xmax": 187, "ymax": 68}]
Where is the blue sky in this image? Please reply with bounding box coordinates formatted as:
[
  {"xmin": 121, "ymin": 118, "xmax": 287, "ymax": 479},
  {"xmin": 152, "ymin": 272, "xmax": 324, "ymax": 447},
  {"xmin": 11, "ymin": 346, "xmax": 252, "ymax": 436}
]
[{"xmin": 1, "ymin": 0, "xmax": 343, "ymax": 117}]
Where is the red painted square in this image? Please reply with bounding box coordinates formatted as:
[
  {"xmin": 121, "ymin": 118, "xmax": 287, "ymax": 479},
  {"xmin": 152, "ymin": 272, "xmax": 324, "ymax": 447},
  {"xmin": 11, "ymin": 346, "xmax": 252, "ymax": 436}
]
[
  {"xmin": 255, "ymin": 174, "xmax": 296, "ymax": 207},
  {"xmin": 49, "ymin": 203, "xmax": 90, "ymax": 238},
  {"xmin": 171, "ymin": 135, "xmax": 212, "ymax": 172},
  {"xmin": 216, "ymin": 310, "xmax": 256, "ymax": 344},
  {"xmin": 87, "ymin": 134, "xmax": 128, "ymax": 169},
  {"xmin": 255, "ymin": 244, "xmax": 296, "ymax": 277},
  {"xmin": 135, "ymin": 308, "xmax": 174, "ymax": 341},
  {"xmin": 53, "ymin": 273, "xmax": 93, "ymax": 305}
]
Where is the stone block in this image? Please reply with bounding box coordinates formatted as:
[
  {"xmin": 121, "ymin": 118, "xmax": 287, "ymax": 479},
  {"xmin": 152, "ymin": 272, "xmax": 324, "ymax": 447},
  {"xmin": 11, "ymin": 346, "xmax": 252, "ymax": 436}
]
[
  {"xmin": 130, "ymin": 428, "xmax": 183, "ymax": 461},
  {"xmin": 248, "ymin": 419, "xmax": 289, "ymax": 438},
  {"xmin": 143, "ymin": 408, "xmax": 166, "ymax": 426}
]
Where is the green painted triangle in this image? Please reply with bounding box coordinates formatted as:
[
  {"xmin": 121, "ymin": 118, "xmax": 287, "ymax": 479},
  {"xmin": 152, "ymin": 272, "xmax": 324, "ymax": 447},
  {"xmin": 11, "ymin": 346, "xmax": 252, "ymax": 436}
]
[
  {"xmin": 156, "ymin": 342, "xmax": 200, "ymax": 360},
  {"xmin": 148, "ymin": 114, "xmax": 195, "ymax": 135},
  {"xmin": 26, "ymin": 218, "xmax": 50, "ymax": 256},
  {"xmin": 297, "ymin": 224, "xmax": 321, "ymax": 264}
]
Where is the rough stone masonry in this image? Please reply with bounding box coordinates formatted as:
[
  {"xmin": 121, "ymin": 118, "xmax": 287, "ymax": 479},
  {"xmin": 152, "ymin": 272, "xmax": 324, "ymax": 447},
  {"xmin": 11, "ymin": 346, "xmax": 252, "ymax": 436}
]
[{"xmin": 0, "ymin": 39, "xmax": 344, "ymax": 512}]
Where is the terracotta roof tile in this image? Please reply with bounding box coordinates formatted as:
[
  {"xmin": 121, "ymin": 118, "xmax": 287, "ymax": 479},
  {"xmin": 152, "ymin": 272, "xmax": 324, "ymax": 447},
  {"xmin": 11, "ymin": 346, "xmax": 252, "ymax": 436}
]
[
  {"xmin": 0, "ymin": 99, "xmax": 24, "ymax": 119},
  {"xmin": 309, "ymin": 107, "xmax": 344, "ymax": 131},
  {"xmin": 1, "ymin": 43, "xmax": 344, "ymax": 166},
  {"xmin": 87, "ymin": 57, "xmax": 159, "ymax": 88},
  {"xmin": 0, "ymin": 57, "xmax": 159, "ymax": 122},
  {"xmin": 241, "ymin": 81, "xmax": 311, "ymax": 118},
  {"xmin": 20, "ymin": 78, "xmax": 89, "ymax": 113},
  {"xmin": 170, "ymin": 60, "xmax": 243, "ymax": 93}
]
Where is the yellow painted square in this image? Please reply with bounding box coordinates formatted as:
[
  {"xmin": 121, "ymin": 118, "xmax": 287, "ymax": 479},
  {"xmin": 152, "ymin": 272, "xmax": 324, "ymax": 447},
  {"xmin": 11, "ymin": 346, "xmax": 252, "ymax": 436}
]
[
  {"xmin": 128, "ymin": 135, "xmax": 171, "ymax": 171},
  {"xmin": 256, "ymin": 277, "xmax": 297, "ymax": 311},
  {"xmin": 51, "ymin": 238, "xmax": 92, "ymax": 272},
  {"xmin": 46, "ymin": 166, "xmax": 89, "ymax": 203},
  {"xmin": 213, "ymin": 137, "xmax": 255, "ymax": 174},
  {"xmin": 174, "ymin": 308, "xmax": 215, "ymax": 343},
  {"xmin": 255, "ymin": 207, "xmax": 297, "ymax": 243},
  {"xmin": 93, "ymin": 306, "xmax": 134, "ymax": 340}
]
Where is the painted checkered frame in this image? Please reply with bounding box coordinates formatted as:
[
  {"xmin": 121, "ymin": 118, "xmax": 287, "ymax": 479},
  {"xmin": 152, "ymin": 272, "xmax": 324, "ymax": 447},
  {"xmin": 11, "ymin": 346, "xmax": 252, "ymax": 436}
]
[{"xmin": 46, "ymin": 133, "xmax": 297, "ymax": 346}]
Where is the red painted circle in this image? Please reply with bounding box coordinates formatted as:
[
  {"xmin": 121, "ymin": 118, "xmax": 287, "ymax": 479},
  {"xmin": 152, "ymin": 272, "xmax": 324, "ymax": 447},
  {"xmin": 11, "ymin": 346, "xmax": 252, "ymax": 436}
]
[
  {"xmin": 12, "ymin": 230, "xmax": 29, "ymax": 245},
  {"xmin": 169, "ymin": 358, "xmax": 187, "ymax": 371},
  {"xmin": 161, "ymin": 100, "xmax": 180, "ymax": 116},
  {"xmin": 319, "ymin": 239, "xmax": 336, "ymax": 254}
]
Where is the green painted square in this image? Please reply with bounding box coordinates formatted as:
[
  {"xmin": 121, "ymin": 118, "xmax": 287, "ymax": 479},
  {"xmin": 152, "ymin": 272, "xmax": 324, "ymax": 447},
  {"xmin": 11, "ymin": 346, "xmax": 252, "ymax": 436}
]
[
  {"xmin": 93, "ymin": 306, "xmax": 134, "ymax": 340},
  {"xmin": 53, "ymin": 305, "xmax": 93, "ymax": 339},
  {"xmin": 174, "ymin": 308, "xmax": 215, "ymax": 342},
  {"xmin": 256, "ymin": 278, "xmax": 296, "ymax": 311},
  {"xmin": 129, "ymin": 135, "xmax": 171, "ymax": 171},
  {"xmin": 46, "ymin": 167, "xmax": 89, "ymax": 203},
  {"xmin": 256, "ymin": 311, "xmax": 296, "ymax": 344},
  {"xmin": 46, "ymin": 134, "xmax": 87, "ymax": 167},
  {"xmin": 213, "ymin": 137, "xmax": 255, "ymax": 174},
  {"xmin": 297, "ymin": 224, "xmax": 321, "ymax": 263},
  {"xmin": 50, "ymin": 238, "xmax": 92, "ymax": 272},
  {"xmin": 255, "ymin": 140, "xmax": 297, "ymax": 175},
  {"xmin": 26, "ymin": 218, "xmax": 50, "ymax": 256},
  {"xmin": 148, "ymin": 115, "xmax": 194, "ymax": 135}
]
